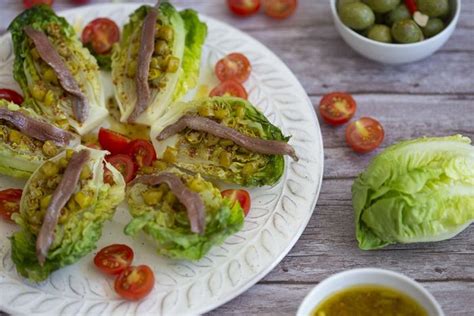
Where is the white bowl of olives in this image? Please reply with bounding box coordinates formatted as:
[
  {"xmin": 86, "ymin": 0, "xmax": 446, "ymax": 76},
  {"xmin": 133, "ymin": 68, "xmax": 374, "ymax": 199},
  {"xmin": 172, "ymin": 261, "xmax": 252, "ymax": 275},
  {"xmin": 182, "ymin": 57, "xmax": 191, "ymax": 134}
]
[{"xmin": 330, "ymin": 0, "xmax": 461, "ymax": 64}]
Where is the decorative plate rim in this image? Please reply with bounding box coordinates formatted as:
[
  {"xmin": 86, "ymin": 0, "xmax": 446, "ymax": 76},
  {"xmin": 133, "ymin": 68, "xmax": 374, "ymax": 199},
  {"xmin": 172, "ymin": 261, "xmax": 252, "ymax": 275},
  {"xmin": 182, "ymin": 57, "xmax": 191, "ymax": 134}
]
[{"xmin": 0, "ymin": 3, "xmax": 324, "ymax": 315}]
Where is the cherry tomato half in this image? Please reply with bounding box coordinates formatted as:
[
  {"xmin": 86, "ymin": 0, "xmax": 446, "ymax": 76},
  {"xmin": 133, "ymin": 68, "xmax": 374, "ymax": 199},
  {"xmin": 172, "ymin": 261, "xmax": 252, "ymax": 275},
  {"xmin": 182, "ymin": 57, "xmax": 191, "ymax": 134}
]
[
  {"xmin": 346, "ymin": 117, "xmax": 384, "ymax": 153},
  {"xmin": 227, "ymin": 0, "xmax": 261, "ymax": 16},
  {"xmin": 263, "ymin": 0, "xmax": 297, "ymax": 19},
  {"xmin": 23, "ymin": 0, "xmax": 53, "ymax": 8},
  {"xmin": 0, "ymin": 189, "xmax": 23, "ymax": 222},
  {"xmin": 319, "ymin": 92, "xmax": 356, "ymax": 126},
  {"xmin": 98, "ymin": 128, "xmax": 130, "ymax": 155},
  {"xmin": 94, "ymin": 244, "xmax": 134, "ymax": 275},
  {"xmin": 127, "ymin": 139, "xmax": 156, "ymax": 168},
  {"xmin": 82, "ymin": 18, "xmax": 120, "ymax": 55},
  {"xmin": 114, "ymin": 265, "xmax": 155, "ymax": 301},
  {"xmin": 210, "ymin": 80, "xmax": 248, "ymax": 99},
  {"xmin": 221, "ymin": 189, "xmax": 251, "ymax": 216},
  {"xmin": 106, "ymin": 154, "xmax": 137, "ymax": 183},
  {"xmin": 215, "ymin": 53, "xmax": 252, "ymax": 83},
  {"xmin": 0, "ymin": 89, "xmax": 24, "ymax": 105}
]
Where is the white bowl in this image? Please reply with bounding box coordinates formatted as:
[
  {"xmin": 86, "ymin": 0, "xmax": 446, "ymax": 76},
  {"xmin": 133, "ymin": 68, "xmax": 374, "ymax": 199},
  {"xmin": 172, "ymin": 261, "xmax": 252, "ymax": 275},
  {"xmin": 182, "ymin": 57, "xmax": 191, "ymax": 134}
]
[
  {"xmin": 330, "ymin": 0, "xmax": 461, "ymax": 64},
  {"xmin": 297, "ymin": 268, "xmax": 444, "ymax": 316}
]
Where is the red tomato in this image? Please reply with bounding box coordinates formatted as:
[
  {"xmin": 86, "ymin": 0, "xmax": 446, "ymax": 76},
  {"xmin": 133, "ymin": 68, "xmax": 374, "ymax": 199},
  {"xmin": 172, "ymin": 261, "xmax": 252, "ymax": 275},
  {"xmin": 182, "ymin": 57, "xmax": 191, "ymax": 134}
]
[
  {"xmin": 0, "ymin": 189, "xmax": 23, "ymax": 222},
  {"xmin": 221, "ymin": 189, "xmax": 251, "ymax": 216},
  {"xmin": 94, "ymin": 244, "xmax": 134, "ymax": 275},
  {"xmin": 127, "ymin": 140, "xmax": 156, "ymax": 168},
  {"xmin": 210, "ymin": 80, "xmax": 248, "ymax": 99},
  {"xmin": 114, "ymin": 265, "xmax": 155, "ymax": 301},
  {"xmin": 0, "ymin": 89, "xmax": 24, "ymax": 105},
  {"xmin": 215, "ymin": 53, "xmax": 251, "ymax": 83},
  {"xmin": 98, "ymin": 128, "xmax": 130, "ymax": 155},
  {"xmin": 227, "ymin": 0, "xmax": 261, "ymax": 16},
  {"xmin": 346, "ymin": 117, "xmax": 384, "ymax": 153},
  {"xmin": 81, "ymin": 18, "xmax": 120, "ymax": 55},
  {"xmin": 23, "ymin": 0, "xmax": 53, "ymax": 8},
  {"xmin": 263, "ymin": 0, "xmax": 297, "ymax": 19},
  {"xmin": 319, "ymin": 92, "xmax": 356, "ymax": 126},
  {"xmin": 106, "ymin": 154, "xmax": 137, "ymax": 183}
]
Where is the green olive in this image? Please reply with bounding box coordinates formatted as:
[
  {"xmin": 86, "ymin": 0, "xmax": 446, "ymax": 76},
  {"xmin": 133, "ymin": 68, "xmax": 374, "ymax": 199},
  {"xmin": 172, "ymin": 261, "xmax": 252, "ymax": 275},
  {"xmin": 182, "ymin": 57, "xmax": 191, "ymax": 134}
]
[
  {"xmin": 391, "ymin": 19, "xmax": 423, "ymax": 43},
  {"xmin": 367, "ymin": 24, "xmax": 393, "ymax": 43},
  {"xmin": 416, "ymin": 0, "xmax": 449, "ymax": 17},
  {"xmin": 363, "ymin": 0, "xmax": 400, "ymax": 13},
  {"xmin": 337, "ymin": 0, "xmax": 360, "ymax": 12},
  {"xmin": 339, "ymin": 3, "xmax": 375, "ymax": 31},
  {"xmin": 422, "ymin": 18, "xmax": 445, "ymax": 37},
  {"xmin": 385, "ymin": 4, "xmax": 411, "ymax": 26}
]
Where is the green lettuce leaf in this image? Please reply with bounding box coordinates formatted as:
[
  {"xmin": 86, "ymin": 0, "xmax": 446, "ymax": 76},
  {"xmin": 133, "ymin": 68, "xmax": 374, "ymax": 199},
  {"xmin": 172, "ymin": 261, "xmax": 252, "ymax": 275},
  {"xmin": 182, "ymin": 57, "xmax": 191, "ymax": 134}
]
[
  {"xmin": 8, "ymin": 5, "xmax": 107, "ymax": 135},
  {"xmin": 124, "ymin": 169, "xmax": 244, "ymax": 260},
  {"xmin": 10, "ymin": 147, "xmax": 125, "ymax": 281},
  {"xmin": 352, "ymin": 135, "xmax": 474, "ymax": 250},
  {"xmin": 151, "ymin": 97, "xmax": 288, "ymax": 187},
  {"xmin": 172, "ymin": 9, "xmax": 208, "ymax": 101}
]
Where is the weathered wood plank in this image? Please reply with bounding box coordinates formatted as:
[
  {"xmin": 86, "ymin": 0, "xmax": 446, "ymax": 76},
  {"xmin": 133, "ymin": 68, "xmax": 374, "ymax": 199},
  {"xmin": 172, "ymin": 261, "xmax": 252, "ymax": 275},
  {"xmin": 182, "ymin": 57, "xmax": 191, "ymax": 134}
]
[
  {"xmin": 207, "ymin": 282, "xmax": 474, "ymax": 316},
  {"xmin": 308, "ymin": 94, "xmax": 474, "ymax": 178}
]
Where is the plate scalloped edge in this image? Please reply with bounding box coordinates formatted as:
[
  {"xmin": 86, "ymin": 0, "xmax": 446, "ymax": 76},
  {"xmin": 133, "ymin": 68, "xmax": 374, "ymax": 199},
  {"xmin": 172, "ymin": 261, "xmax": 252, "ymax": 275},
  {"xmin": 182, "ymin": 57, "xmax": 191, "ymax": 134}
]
[{"xmin": 0, "ymin": 4, "xmax": 324, "ymax": 315}]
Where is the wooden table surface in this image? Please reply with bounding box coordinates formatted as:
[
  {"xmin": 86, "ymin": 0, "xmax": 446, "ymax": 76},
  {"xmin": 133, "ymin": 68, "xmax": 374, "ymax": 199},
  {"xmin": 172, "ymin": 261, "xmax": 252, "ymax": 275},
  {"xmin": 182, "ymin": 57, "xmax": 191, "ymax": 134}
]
[{"xmin": 1, "ymin": 1, "xmax": 473, "ymax": 315}]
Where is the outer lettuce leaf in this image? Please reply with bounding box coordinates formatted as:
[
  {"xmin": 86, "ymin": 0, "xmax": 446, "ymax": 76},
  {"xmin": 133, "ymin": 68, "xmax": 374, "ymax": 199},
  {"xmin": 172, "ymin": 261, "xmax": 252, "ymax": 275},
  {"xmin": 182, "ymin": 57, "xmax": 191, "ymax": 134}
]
[
  {"xmin": 172, "ymin": 9, "xmax": 208, "ymax": 101},
  {"xmin": 151, "ymin": 97, "xmax": 288, "ymax": 187},
  {"xmin": 10, "ymin": 147, "xmax": 125, "ymax": 281},
  {"xmin": 124, "ymin": 169, "xmax": 244, "ymax": 260},
  {"xmin": 352, "ymin": 135, "xmax": 474, "ymax": 250},
  {"xmin": 8, "ymin": 5, "xmax": 107, "ymax": 135},
  {"xmin": 0, "ymin": 99, "xmax": 79, "ymax": 179}
]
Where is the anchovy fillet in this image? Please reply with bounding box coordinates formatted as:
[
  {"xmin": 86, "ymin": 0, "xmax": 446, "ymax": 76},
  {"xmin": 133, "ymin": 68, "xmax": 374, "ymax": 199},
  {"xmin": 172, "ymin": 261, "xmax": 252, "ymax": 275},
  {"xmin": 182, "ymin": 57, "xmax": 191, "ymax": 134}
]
[
  {"xmin": 128, "ymin": 7, "xmax": 158, "ymax": 123},
  {"xmin": 24, "ymin": 26, "xmax": 89, "ymax": 123},
  {"xmin": 36, "ymin": 149, "xmax": 90, "ymax": 265},
  {"xmin": 156, "ymin": 115, "xmax": 299, "ymax": 161},
  {"xmin": 0, "ymin": 108, "xmax": 74, "ymax": 146},
  {"xmin": 131, "ymin": 173, "xmax": 206, "ymax": 234}
]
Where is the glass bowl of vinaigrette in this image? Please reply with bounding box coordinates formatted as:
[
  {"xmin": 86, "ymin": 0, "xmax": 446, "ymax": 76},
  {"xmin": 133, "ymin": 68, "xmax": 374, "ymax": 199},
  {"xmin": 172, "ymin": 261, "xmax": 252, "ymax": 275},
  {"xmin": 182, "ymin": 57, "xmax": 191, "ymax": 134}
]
[{"xmin": 297, "ymin": 268, "xmax": 443, "ymax": 316}]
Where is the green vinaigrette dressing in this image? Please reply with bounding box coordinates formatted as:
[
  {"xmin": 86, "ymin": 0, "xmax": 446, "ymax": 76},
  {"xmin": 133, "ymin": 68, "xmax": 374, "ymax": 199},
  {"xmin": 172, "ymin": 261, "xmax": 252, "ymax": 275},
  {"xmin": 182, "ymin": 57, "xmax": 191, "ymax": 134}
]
[{"xmin": 311, "ymin": 285, "xmax": 428, "ymax": 316}]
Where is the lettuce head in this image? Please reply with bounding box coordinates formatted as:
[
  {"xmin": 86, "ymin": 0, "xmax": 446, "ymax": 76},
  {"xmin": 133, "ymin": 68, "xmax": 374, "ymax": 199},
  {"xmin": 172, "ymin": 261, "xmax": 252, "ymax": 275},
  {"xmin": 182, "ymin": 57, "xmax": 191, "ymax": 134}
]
[{"xmin": 353, "ymin": 135, "xmax": 474, "ymax": 250}]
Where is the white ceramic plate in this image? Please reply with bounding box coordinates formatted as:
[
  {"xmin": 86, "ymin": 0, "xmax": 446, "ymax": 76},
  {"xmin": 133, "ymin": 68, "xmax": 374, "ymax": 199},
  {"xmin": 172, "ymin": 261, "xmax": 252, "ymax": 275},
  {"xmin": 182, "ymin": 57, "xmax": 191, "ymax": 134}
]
[{"xmin": 0, "ymin": 4, "xmax": 323, "ymax": 315}]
